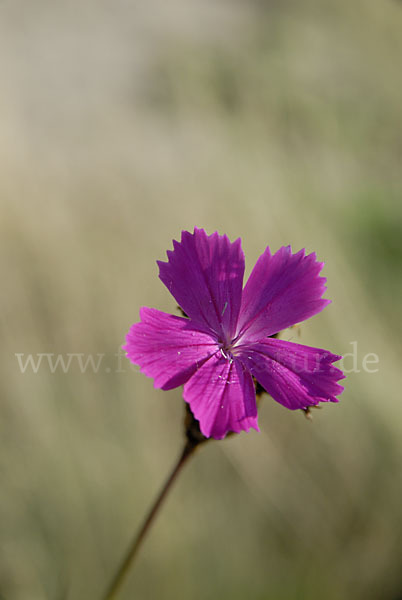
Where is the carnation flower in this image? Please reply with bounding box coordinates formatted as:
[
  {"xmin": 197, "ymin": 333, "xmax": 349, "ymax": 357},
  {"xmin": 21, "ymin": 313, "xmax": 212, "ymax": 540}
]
[{"xmin": 124, "ymin": 228, "xmax": 344, "ymax": 440}]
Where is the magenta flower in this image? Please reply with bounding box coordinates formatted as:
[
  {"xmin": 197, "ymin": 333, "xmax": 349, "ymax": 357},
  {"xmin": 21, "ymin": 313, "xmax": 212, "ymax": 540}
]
[{"xmin": 124, "ymin": 228, "xmax": 344, "ymax": 440}]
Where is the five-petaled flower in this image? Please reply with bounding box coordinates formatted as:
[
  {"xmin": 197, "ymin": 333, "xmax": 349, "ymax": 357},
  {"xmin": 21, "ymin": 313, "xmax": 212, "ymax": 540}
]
[{"xmin": 124, "ymin": 228, "xmax": 344, "ymax": 440}]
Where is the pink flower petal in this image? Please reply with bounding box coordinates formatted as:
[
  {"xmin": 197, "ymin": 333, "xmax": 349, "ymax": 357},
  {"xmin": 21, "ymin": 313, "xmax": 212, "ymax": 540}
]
[
  {"xmin": 158, "ymin": 228, "xmax": 245, "ymax": 341},
  {"xmin": 123, "ymin": 307, "xmax": 218, "ymax": 390},
  {"xmin": 236, "ymin": 246, "xmax": 330, "ymax": 341},
  {"xmin": 236, "ymin": 337, "xmax": 344, "ymax": 410},
  {"xmin": 183, "ymin": 353, "xmax": 259, "ymax": 439}
]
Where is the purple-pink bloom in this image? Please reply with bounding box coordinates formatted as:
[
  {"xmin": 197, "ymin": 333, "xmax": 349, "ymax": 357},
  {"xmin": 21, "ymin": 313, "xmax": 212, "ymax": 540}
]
[{"xmin": 124, "ymin": 228, "xmax": 344, "ymax": 440}]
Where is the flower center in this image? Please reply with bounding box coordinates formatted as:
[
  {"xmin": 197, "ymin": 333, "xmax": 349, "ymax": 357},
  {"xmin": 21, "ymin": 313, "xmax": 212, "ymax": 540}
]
[{"xmin": 218, "ymin": 337, "xmax": 238, "ymax": 361}]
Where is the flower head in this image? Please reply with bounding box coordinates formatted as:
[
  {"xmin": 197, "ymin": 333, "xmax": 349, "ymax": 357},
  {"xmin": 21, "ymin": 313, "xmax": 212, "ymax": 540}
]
[{"xmin": 124, "ymin": 228, "xmax": 344, "ymax": 440}]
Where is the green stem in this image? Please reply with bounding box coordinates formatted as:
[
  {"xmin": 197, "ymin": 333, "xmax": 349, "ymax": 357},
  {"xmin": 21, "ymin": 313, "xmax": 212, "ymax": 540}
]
[{"xmin": 102, "ymin": 441, "xmax": 196, "ymax": 600}]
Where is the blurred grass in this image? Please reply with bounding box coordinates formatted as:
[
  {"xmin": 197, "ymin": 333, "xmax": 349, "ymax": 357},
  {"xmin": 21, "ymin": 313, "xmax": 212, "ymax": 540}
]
[{"xmin": 1, "ymin": 0, "xmax": 402, "ymax": 599}]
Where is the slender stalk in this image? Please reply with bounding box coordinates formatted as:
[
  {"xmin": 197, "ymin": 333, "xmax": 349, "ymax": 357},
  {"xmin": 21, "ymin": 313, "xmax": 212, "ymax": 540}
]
[{"xmin": 102, "ymin": 441, "xmax": 196, "ymax": 600}]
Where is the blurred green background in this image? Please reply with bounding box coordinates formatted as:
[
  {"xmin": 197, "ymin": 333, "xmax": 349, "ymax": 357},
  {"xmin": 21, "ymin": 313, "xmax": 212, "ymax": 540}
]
[{"xmin": 1, "ymin": 1, "xmax": 402, "ymax": 599}]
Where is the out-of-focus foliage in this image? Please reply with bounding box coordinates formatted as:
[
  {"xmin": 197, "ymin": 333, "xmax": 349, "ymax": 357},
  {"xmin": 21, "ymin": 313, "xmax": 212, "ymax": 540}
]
[{"xmin": 1, "ymin": 0, "xmax": 401, "ymax": 599}]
